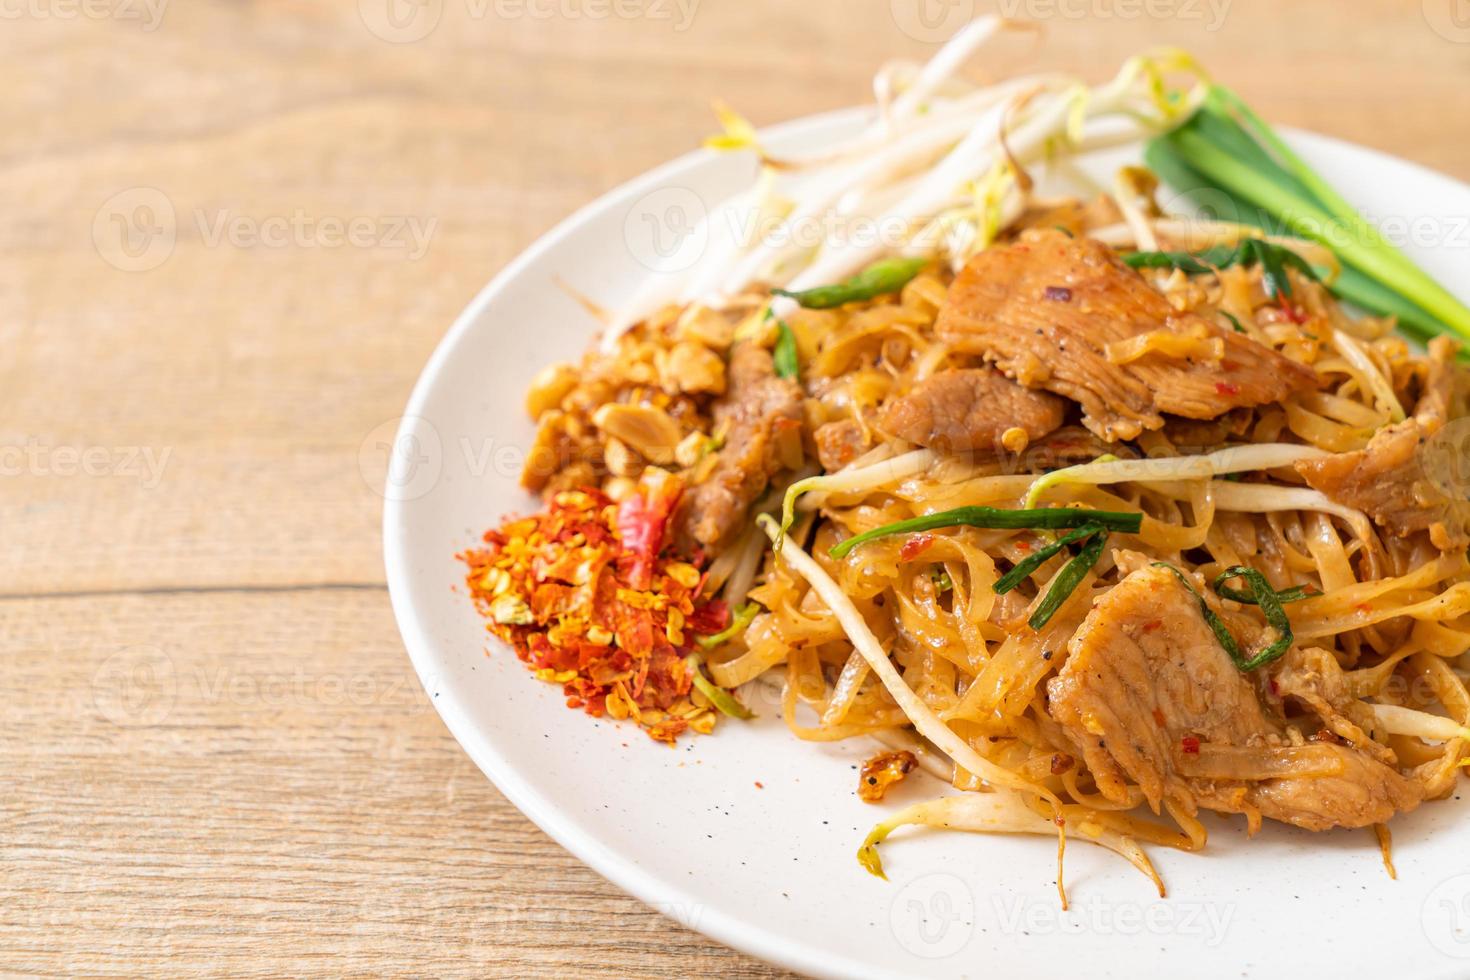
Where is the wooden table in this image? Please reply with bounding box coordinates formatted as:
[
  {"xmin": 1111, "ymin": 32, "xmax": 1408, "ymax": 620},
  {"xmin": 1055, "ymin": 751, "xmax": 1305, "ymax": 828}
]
[{"xmin": 4, "ymin": 1, "xmax": 1467, "ymax": 974}]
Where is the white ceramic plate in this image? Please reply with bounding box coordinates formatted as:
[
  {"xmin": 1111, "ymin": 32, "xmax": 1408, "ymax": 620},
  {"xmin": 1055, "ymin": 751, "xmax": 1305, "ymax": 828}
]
[{"xmin": 384, "ymin": 108, "xmax": 1470, "ymax": 979}]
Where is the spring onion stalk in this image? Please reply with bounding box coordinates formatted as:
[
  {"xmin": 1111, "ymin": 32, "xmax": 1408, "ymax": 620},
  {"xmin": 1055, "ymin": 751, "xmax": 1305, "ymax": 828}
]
[
  {"xmin": 1147, "ymin": 85, "xmax": 1470, "ymax": 344},
  {"xmin": 1024, "ymin": 444, "xmax": 1327, "ymax": 509},
  {"xmin": 1155, "ymin": 563, "xmax": 1293, "ymax": 671},
  {"xmin": 685, "ymin": 654, "xmax": 755, "ymax": 720},
  {"xmin": 1145, "ymin": 139, "xmax": 1410, "ymax": 326},
  {"xmin": 828, "ymin": 506, "xmax": 1143, "ymax": 560}
]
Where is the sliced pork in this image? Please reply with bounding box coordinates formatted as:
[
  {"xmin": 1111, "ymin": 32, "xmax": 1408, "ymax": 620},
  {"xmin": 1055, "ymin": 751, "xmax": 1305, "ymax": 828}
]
[
  {"xmin": 877, "ymin": 368, "xmax": 1065, "ymax": 453},
  {"xmin": 681, "ymin": 343, "xmax": 803, "ymax": 549},
  {"xmin": 936, "ymin": 229, "xmax": 1319, "ymax": 441},
  {"xmin": 813, "ymin": 417, "xmax": 869, "ymax": 472},
  {"xmin": 1047, "ymin": 565, "xmax": 1422, "ymax": 831},
  {"xmin": 1295, "ymin": 418, "xmax": 1470, "ymax": 549}
]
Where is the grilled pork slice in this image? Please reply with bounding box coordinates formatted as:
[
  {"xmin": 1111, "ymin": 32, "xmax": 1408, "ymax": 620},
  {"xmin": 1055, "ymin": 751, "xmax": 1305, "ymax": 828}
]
[
  {"xmin": 1047, "ymin": 566, "xmax": 1422, "ymax": 831},
  {"xmin": 936, "ymin": 229, "xmax": 1319, "ymax": 441},
  {"xmin": 878, "ymin": 368, "xmax": 1066, "ymax": 453},
  {"xmin": 1413, "ymin": 336, "xmax": 1466, "ymax": 429},
  {"xmin": 682, "ymin": 343, "xmax": 803, "ymax": 549},
  {"xmin": 813, "ymin": 417, "xmax": 869, "ymax": 472},
  {"xmin": 1295, "ymin": 419, "xmax": 1470, "ymax": 549}
]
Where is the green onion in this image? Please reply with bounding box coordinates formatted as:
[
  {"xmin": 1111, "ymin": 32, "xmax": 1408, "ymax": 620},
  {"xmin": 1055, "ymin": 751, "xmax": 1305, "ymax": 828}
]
[
  {"xmin": 772, "ymin": 318, "xmax": 799, "ymax": 380},
  {"xmin": 1211, "ymin": 567, "xmax": 1318, "ymax": 605},
  {"xmin": 827, "ymin": 506, "xmax": 1143, "ymax": 560},
  {"xmin": 696, "ymin": 602, "xmax": 759, "ymax": 650},
  {"xmin": 1123, "ymin": 249, "xmax": 1218, "ymax": 275},
  {"xmin": 686, "ymin": 654, "xmax": 755, "ymax": 719},
  {"xmin": 1028, "ymin": 530, "xmax": 1107, "ymax": 630},
  {"xmin": 931, "ymin": 568, "xmax": 954, "ymax": 592},
  {"xmin": 1147, "ymin": 84, "xmax": 1470, "ymax": 345},
  {"xmin": 773, "ymin": 256, "xmax": 927, "ymax": 309},
  {"xmin": 1153, "ymin": 563, "xmax": 1293, "ymax": 671},
  {"xmin": 1123, "ymin": 238, "xmax": 1319, "ymax": 302},
  {"xmin": 993, "ymin": 524, "xmax": 1104, "ymax": 595}
]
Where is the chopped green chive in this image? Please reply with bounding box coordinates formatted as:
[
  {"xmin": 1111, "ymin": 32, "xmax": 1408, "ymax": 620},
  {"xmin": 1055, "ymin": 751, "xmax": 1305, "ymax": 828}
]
[
  {"xmin": 994, "ymin": 524, "xmax": 1105, "ymax": 595},
  {"xmin": 772, "ymin": 318, "xmax": 799, "ymax": 380},
  {"xmin": 1123, "ymin": 238, "xmax": 1319, "ymax": 302},
  {"xmin": 773, "ymin": 256, "xmax": 927, "ymax": 309},
  {"xmin": 828, "ymin": 506, "xmax": 1142, "ymax": 561},
  {"xmin": 1145, "ymin": 84, "xmax": 1470, "ymax": 344},
  {"xmin": 1028, "ymin": 530, "xmax": 1108, "ymax": 630},
  {"xmin": 1154, "ymin": 563, "xmax": 1294, "ymax": 671},
  {"xmin": 1212, "ymin": 567, "xmax": 1319, "ymax": 605}
]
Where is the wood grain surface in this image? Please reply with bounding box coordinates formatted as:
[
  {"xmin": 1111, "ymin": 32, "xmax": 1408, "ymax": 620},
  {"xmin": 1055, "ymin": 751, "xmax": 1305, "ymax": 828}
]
[{"xmin": 3, "ymin": 1, "xmax": 1468, "ymax": 975}]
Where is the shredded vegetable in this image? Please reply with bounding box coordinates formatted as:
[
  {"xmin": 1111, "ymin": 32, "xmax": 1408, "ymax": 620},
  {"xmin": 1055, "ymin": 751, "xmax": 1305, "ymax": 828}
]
[
  {"xmin": 779, "ymin": 448, "xmax": 937, "ymax": 539},
  {"xmin": 1024, "ymin": 443, "xmax": 1328, "ymax": 509},
  {"xmin": 1371, "ymin": 704, "xmax": 1470, "ymax": 744}
]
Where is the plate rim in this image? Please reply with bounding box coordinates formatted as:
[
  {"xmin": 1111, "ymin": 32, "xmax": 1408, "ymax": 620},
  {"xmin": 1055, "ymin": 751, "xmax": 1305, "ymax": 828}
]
[{"xmin": 383, "ymin": 107, "xmax": 1470, "ymax": 980}]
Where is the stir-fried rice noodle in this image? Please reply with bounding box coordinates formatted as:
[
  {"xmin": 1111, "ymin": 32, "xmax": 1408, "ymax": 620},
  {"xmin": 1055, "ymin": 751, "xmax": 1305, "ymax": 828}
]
[{"xmin": 486, "ymin": 29, "xmax": 1470, "ymax": 900}]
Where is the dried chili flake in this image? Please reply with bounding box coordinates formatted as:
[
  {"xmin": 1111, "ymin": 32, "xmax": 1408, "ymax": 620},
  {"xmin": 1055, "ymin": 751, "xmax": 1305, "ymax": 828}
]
[
  {"xmin": 459, "ymin": 471, "xmax": 726, "ymax": 744},
  {"xmin": 899, "ymin": 533, "xmax": 935, "ymax": 561}
]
